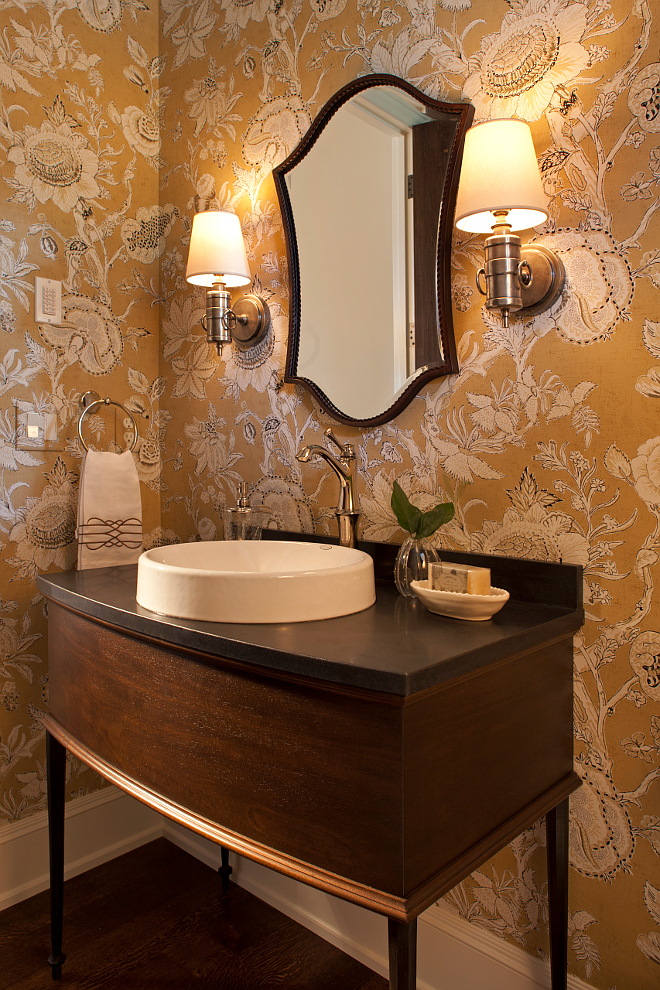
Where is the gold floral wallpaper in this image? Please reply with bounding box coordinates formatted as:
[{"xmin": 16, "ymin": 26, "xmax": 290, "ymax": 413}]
[{"xmin": 0, "ymin": 1, "xmax": 659, "ymax": 987}]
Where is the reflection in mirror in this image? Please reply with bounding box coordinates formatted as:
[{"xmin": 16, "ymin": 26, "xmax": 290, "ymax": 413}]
[{"xmin": 274, "ymin": 74, "xmax": 473, "ymax": 427}]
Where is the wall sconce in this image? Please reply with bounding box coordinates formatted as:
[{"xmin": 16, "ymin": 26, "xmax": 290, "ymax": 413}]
[
  {"xmin": 454, "ymin": 119, "xmax": 565, "ymax": 328},
  {"xmin": 185, "ymin": 210, "xmax": 270, "ymax": 354}
]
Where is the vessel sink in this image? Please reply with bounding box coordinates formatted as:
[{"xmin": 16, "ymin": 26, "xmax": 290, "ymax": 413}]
[{"xmin": 136, "ymin": 540, "xmax": 376, "ymax": 623}]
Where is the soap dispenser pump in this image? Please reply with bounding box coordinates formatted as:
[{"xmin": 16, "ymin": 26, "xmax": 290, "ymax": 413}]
[
  {"xmin": 237, "ymin": 481, "xmax": 250, "ymax": 509},
  {"xmin": 223, "ymin": 482, "xmax": 269, "ymax": 541}
]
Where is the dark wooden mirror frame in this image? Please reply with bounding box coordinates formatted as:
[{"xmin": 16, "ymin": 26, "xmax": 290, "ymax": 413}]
[{"xmin": 273, "ymin": 74, "xmax": 474, "ymax": 428}]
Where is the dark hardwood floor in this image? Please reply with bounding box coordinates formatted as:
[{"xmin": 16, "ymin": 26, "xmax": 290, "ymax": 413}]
[{"xmin": 2, "ymin": 838, "xmax": 387, "ymax": 989}]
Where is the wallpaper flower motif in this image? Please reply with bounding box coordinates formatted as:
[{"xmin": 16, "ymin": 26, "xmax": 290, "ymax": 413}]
[
  {"xmin": 121, "ymin": 205, "xmax": 179, "ymax": 264},
  {"xmin": 121, "ymin": 105, "xmax": 161, "ymax": 162},
  {"xmin": 8, "ymin": 119, "xmax": 101, "ymax": 212},
  {"xmin": 7, "ymin": 459, "xmax": 78, "ymax": 582},
  {"xmin": 628, "ymin": 63, "xmax": 660, "ymax": 134},
  {"xmin": 545, "ymin": 230, "xmax": 635, "ymax": 345},
  {"xmin": 463, "ymin": 0, "xmax": 591, "ymax": 121},
  {"xmin": 631, "ymin": 436, "xmax": 660, "ymax": 506}
]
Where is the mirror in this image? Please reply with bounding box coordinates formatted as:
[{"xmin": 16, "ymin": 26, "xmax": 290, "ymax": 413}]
[{"xmin": 273, "ymin": 74, "xmax": 473, "ymax": 427}]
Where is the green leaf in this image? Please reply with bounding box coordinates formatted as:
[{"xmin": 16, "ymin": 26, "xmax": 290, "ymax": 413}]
[
  {"xmin": 391, "ymin": 481, "xmax": 421, "ymax": 536},
  {"xmin": 391, "ymin": 481, "xmax": 454, "ymax": 538},
  {"xmin": 416, "ymin": 501, "xmax": 455, "ymax": 539}
]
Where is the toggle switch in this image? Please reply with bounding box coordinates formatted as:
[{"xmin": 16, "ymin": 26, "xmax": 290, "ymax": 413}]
[
  {"xmin": 25, "ymin": 412, "xmax": 58, "ymax": 444},
  {"xmin": 26, "ymin": 413, "xmax": 40, "ymax": 439}
]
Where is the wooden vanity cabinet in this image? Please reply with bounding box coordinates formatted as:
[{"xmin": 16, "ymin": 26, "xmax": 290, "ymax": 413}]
[{"xmin": 39, "ymin": 546, "xmax": 582, "ymax": 989}]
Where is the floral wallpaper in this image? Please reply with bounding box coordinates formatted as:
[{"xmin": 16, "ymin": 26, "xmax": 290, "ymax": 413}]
[
  {"xmin": 0, "ymin": 3, "xmax": 163, "ymax": 813},
  {"xmin": 0, "ymin": 0, "xmax": 659, "ymax": 987}
]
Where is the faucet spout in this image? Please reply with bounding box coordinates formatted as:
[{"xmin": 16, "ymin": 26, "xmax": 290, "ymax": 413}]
[{"xmin": 296, "ymin": 430, "xmax": 360, "ymax": 548}]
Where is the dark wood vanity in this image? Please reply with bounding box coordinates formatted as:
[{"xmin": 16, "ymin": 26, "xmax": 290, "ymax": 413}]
[{"xmin": 39, "ymin": 539, "xmax": 582, "ymax": 989}]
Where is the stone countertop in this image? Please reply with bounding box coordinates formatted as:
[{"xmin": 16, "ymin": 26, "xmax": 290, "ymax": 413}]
[{"xmin": 38, "ymin": 540, "xmax": 583, "ymax": 697}]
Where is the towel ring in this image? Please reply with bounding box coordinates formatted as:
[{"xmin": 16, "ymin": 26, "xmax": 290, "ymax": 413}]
[{"xmin": 78, "ymin": 398, "xmax": 138, "ymax": 453}]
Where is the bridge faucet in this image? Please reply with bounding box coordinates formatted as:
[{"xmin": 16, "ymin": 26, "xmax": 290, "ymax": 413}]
[{"xmin": 296, "ymin": 429, "xmax": 360, "ymax": 548}]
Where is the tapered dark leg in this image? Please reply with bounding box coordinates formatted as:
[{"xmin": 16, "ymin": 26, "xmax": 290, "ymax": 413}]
[
  {"xmin": 547, "ymin": 798, "xmax": 570, "ymax": 990},
  {"xmin": 47, "ymin": 732, "xmax": 67, "ymax": 981},
  {"xmin": 218, "ymin": 845, "xmax": 233, "ymax": 894},
  {"xmin": 388, "ymin": 917, "xmax": 417, "ymax": 990}
]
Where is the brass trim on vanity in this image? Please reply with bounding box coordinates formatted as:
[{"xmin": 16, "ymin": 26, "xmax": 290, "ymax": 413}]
[{"xmin": 43, "ymin": 713, "xmax": 410, "ymax": 919}]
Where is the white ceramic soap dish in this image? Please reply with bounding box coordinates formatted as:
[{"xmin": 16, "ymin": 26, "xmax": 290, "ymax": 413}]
[{"xmin": 410, "ymin": 580, "xmax": 509, "ymax": 621}]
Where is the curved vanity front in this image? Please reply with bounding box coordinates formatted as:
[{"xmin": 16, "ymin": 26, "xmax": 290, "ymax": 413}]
[{"xmin": 38, "ymin": 543, "xmax": 583, "ymax": 990}]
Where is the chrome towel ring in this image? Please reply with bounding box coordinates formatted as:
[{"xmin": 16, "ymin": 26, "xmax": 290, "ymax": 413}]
[{"xmin": 77, "ymin": 397, "xmax": 138, "ymax": 453}]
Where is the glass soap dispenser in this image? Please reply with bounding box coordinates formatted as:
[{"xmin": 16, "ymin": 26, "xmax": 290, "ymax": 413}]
[{"xmin": 223, "ymin": 482, "xmax": 269, "ymax": 540}]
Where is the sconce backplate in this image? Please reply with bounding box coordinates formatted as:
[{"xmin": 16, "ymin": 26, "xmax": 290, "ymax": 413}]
[
  {"xmin": 518, "ymin": 245, "xmax": 565, "ymax": 317},
  {"xmin": 230, "ymin": 294, "xmax": 270, "ymax": 351}
]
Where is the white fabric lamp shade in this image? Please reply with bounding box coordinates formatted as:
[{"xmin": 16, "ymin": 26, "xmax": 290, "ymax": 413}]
[
  {"xmin": 185, "ymin": 211, "xmax": 251, "ymax": 287},
  {"xmin": 455, "ymin": 119, "xmax": 549, "ymax": 233}
]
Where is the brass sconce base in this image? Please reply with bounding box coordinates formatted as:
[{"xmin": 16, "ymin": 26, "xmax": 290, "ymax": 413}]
[
  {"xmin": 227, "ymin": 294, "xmax": 271, "ymax": 351},
  {"xmin": 518, "ymin": 245, "xmax": 566, "ymax": 318}
]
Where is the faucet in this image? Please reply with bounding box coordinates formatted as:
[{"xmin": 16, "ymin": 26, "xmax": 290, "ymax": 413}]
[{"xmin": 296, "ymin": 429, "xmax": 360, "ymax": 548}]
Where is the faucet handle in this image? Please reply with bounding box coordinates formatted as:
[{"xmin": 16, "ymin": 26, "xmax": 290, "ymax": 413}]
[{"xmin": 324, "ymin": 428, "xmax": 354, "ymax": 459}]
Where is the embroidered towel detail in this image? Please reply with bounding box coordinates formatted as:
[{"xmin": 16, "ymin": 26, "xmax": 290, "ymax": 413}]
[
  {"xmin": 77, "ymin": 517, "xmax": 143, "ymax": 551},
  {"xmin": 77, "ymin": 449, "xmax": 143, "ymax": 569}
]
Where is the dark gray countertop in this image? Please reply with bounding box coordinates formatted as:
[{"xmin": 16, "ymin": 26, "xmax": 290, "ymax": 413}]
[{"xmin": 37, "ymin": 540, "xmax": 583, "ymax": 696}]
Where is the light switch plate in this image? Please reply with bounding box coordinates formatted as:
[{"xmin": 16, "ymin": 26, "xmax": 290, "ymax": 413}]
[
  {"xmin": 35, "ymin": 277, "xmax": 62, "ymax": 325},
  {"xmin": 14, "ymin": 405, "xmax": 63, "ymax": 451},
  {"xmin": 26, "ymin": 412, "xmax": 41, "ymax": 439}
]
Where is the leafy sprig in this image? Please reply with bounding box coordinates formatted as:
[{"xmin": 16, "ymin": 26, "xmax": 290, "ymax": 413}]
[{"xmin": 391, "ymin": 481, "xmax": 454, "ymax": 540}]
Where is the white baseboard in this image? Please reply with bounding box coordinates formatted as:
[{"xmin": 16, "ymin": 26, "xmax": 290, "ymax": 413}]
[
  {"xmin": 1, "ymin": 791, "xmax": 592, "ymax": 990},
  {"xmin": 164, "ymin": 821, "xmax": 593, "ymax": 990},
  {"xmin": 0, "ymin": 786, "xmax": 161, "ymax": 911}
]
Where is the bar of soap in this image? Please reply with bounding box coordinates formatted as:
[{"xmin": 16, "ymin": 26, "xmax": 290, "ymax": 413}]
[{"xmin": 430, "ymin": 562, "xmax": 491, "ymax": 595}]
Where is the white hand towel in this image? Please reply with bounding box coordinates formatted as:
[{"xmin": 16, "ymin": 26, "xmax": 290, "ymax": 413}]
[{"xmin": 77, "ymin": 449, "xmax": 143, "ymax": 569}]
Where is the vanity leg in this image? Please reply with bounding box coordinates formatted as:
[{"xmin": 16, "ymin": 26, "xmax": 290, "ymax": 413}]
[
  {"xmin": 387, "ymin": 917, "xmax": 417, "ymax": 990},
  {"xmin": 46, "ymin": 731, "xmax": 67, "ymax": 981},
  {"xmin": 547, "ymin": 798, "xmax": 570, "ymax": 990},
  {"xmin": 218, "ymin": 845, "xmax": 233, "ymax": 894}
]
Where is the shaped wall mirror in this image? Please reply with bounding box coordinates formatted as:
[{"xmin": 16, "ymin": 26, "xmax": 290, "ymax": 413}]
[{"xmin": 273, "ymin": 74, "xmax": 473, "ymax": 427}]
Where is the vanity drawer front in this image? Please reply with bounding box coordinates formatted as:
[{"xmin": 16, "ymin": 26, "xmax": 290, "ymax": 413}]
[{"xmin": 47, "ymin": 605, "xmax": 407, "ymax": 896}]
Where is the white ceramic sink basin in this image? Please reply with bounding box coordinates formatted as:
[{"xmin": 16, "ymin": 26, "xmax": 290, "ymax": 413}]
[{"xmin": 136, "ymin": 540, "xmax": 376, "ymax": 623}]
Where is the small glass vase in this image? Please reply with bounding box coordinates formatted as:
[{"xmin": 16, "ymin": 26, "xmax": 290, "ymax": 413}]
[{"xmin": 394, "ymin": 536, "xmax": 440, "ymax": 597}]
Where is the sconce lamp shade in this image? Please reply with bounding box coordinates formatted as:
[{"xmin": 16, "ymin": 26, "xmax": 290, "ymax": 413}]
[
  {"xmin": 185, "ymin": 211, "xmax": 252, "ymax": 288},
  {"xmin": 454, "ymin": 119, "xmax": 549, "ymax": 233}
]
